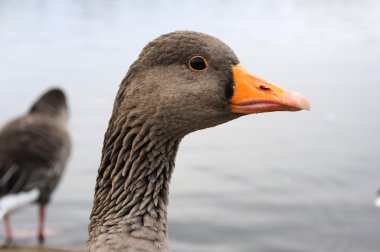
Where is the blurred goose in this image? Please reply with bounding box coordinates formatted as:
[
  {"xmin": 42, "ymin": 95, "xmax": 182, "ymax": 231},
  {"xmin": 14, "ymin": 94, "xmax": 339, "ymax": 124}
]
[
  {"xmin": 87, "ymin": 31, "xmax": 310, "ymax": 252},
  {"xmin": 0, "ymin": 88, "xmax": 70, "ymax": 244}
]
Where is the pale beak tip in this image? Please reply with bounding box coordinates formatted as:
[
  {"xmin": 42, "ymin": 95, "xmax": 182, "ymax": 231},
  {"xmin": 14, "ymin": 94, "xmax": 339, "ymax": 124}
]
[{"xmin": 289, "ymin": 91, "xmax": 311, "ymax": 111}]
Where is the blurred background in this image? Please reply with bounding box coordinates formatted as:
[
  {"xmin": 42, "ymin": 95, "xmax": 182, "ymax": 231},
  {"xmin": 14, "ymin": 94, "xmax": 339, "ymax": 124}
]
[{"xmin": 0, "ymin": 0, "xmax": 380, "ymax": 251}]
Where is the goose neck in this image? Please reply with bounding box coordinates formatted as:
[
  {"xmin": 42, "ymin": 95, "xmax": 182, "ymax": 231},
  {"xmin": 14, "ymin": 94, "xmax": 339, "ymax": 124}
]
[{"xmin": 88, "ymin": 121, "xmax": 181, "ymax": 246}]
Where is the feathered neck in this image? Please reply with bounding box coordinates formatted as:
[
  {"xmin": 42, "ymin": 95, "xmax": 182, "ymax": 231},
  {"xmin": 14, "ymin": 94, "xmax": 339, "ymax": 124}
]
[{"xmin": 87, "ymin": 99, "xmax": 182, "ymax": 249}]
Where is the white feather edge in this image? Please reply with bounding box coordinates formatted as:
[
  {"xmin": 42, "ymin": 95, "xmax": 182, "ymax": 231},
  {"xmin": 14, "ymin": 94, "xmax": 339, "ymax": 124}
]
[
  {"xmin": 375, "ymin": 197, "xmax": 380, "ymax": 208},
  {"xmin": 0, "ymin": 188, "xmax": 40, "ymax": 218}
]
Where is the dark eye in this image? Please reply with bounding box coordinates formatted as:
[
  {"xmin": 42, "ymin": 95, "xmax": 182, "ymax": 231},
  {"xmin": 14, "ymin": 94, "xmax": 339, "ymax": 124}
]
[{"xmin": 189, "ymin": 56, "xmax": 208, "ymax": 71}]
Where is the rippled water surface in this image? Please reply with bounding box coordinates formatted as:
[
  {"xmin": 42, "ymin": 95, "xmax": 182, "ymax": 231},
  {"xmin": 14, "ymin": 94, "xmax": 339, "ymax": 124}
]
[{"xmin": 1, "ymin": 0, "xmax": 380, "ymax": 251}]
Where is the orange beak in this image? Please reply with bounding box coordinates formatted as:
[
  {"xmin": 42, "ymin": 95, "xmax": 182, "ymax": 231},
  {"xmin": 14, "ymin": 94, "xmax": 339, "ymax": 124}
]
[{"xmin": 230, "ymin": 66, "xmax": 310, "ymax": 114}]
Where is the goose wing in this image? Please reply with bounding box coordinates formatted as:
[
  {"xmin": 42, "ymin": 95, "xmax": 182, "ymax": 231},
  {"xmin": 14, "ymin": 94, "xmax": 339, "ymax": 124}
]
[{"xmin": 0, "ymin": 115, "xmax": 70, "ymax": 202}]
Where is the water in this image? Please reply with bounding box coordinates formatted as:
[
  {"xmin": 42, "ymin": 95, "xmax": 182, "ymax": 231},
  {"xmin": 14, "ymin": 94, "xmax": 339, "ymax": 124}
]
[{"xmin": 1, "ymin": 0, "xmax": 380, "ymax": 251}]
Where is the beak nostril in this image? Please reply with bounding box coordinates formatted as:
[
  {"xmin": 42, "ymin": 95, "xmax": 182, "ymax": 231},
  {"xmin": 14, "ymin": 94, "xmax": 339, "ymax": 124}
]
[{"xmin": 259, "ymin": 85, "xmax": 271, "ymax": 92}]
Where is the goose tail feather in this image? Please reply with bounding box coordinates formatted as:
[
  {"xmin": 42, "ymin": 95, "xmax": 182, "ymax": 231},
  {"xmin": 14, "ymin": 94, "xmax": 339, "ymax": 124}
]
[
  {"xmin": 0, "ymin": 189, "xmax": 40, "ymax": 218},
  {"xmin": 375, "ymin": 197, "xmax": 380, "ymax": 208}
]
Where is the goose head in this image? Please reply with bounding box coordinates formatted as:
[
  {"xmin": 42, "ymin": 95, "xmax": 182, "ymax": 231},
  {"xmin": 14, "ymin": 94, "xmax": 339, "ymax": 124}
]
[
  {"xmin": 29, "ymin": 88, "xmax": 69, "ymax": 124},
  {"xmin": 88, "ymin": 31, "xmax": 310, "ymax": 251},
  {"xmin": 114, "ymin": 31, "xmax": 309, "ymax": 137}
]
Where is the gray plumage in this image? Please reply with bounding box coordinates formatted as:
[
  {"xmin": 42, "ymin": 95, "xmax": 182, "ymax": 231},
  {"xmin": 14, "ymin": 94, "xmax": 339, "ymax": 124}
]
[
  {"xmin": 87, "ymin": 31, "xmax": 308, "ymax": 251},
  {"xmin": 87, "ymin": 31, "xmax": 240, "ymax": 252},
  {"xmin": 0, "ymin": 88, "xmax": 70, "ymax": 242}
]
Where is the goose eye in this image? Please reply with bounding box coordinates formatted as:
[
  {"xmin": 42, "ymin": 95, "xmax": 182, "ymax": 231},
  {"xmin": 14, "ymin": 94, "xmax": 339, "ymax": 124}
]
[{"xmin": 189, "ymin": 56, "xmax": 208, "ymax": 71}]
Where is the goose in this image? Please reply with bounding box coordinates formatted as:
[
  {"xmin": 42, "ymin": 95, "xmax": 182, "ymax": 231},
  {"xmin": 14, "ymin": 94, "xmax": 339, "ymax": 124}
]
[
  {"xmin": 0, "ymin": 88, "xmax": 71, "ymax": 245},
  {"xmin": 86, "ymin": 31, "xmax": 310, "ymax": 252}
]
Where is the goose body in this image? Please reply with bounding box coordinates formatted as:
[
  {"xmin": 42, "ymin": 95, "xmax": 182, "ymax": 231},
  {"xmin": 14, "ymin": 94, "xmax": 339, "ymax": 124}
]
[
  {"xmin": 0, "ymin": 89, "xmax": 70, "ymax": 244},
  {"xmin": 87, "ymin": 31, "xmax": 310, "ymax": 251}
]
